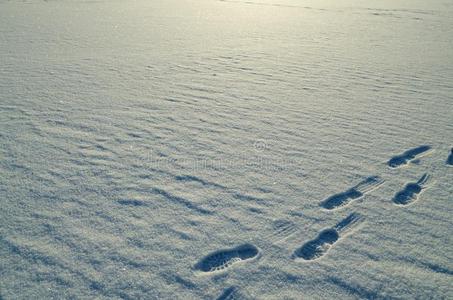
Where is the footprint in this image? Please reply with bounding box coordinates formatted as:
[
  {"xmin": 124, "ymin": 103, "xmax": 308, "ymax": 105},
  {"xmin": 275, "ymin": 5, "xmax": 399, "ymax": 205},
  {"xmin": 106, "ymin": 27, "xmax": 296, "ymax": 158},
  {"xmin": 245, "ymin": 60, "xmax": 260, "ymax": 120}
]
[
  {"xmin": 321, "ymin": 176, "xmax": 385, "ymax": 210},
  {"xmin": 447, "ymin": 148, "xmax": 453, "ymax": 166},
  {"xmin": 194, "ymin": 244, "xmax": 260, "ymax": 274},
  {"xmin": 388, "ymin": 145, "xmax": 432, "ymax": 168},
  {"xmin": 393, "ymin": 173, "xmax": 433, "ymax": 206},
  {"xmin": 292, "ymin": 212, "xmax": 365, "ymax": 261},
  {"xmin": 195, "ymin": 220, "xmax": 296, "ymax": 275}
]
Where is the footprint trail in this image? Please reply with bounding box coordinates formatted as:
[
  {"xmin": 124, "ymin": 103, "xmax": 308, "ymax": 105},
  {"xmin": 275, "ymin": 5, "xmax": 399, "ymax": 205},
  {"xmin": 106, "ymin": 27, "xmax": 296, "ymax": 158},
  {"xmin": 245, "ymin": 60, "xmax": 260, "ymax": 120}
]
[
  {"xmin": 321, "ymin": 176, "xmax": 384, "ymax": 210},
  {"xmin": 388, "ymin": 145, "xmax": 432, "ymax": 168},
  {"xmin": 393, "ymin": 173, "xmax": 433, "ymax": 206},
  {"xmin": 292, "ymin": 212, "xmax": 365, "ymax": 261}
]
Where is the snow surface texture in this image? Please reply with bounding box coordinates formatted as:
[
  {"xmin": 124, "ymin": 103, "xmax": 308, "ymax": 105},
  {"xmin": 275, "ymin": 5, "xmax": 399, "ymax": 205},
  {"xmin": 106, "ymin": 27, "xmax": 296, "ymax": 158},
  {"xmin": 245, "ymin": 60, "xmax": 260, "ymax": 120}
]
[{"xmin": 1, "ymin": 0, "xmax": 452, "ymax": 299}]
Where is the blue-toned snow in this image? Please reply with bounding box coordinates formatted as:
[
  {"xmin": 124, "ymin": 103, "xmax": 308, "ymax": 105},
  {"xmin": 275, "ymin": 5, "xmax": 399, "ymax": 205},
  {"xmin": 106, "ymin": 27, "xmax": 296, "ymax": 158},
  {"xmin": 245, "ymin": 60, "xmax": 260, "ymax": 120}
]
[{"xmin": 1, "ymin": 0, "xmax": 452, "ymax": 299}]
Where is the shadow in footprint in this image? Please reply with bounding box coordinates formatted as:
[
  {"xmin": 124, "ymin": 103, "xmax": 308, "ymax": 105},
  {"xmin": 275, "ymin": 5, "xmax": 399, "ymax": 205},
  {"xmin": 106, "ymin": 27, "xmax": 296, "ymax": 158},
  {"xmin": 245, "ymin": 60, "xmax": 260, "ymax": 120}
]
[
  {"xmin": 195, "ymin": 244, "xmax": 260, "ymax": 274},
  {"xmin": 388, "ymin": 145, "xmax": 432, "ymax": 168},
  {"xmin": 393, "ymin": 173, "xmax": 433, "ymax": 206},
  {"xmin": 321, "ymin": 176, "xmax": 384, "ymax": 210},
  {"xmin": 293, "ymin": 212, "xmax": 365, "ymax": 261}
]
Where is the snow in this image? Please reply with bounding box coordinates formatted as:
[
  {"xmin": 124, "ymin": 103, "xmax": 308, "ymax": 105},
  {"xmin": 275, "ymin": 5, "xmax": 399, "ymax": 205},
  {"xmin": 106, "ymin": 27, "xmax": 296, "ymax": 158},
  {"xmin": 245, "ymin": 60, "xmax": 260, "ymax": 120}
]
[{"xmin": 1, "ymin": 0, "xmax": 452, "ymax": 299}]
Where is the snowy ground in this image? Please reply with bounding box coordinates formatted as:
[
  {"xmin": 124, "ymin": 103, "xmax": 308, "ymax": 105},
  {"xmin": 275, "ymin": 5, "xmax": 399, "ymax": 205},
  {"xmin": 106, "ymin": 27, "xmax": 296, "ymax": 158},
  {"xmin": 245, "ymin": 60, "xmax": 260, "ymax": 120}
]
[{"xmin": 1, "ymin": 0, "xmax": 452, "ymax": 299}]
